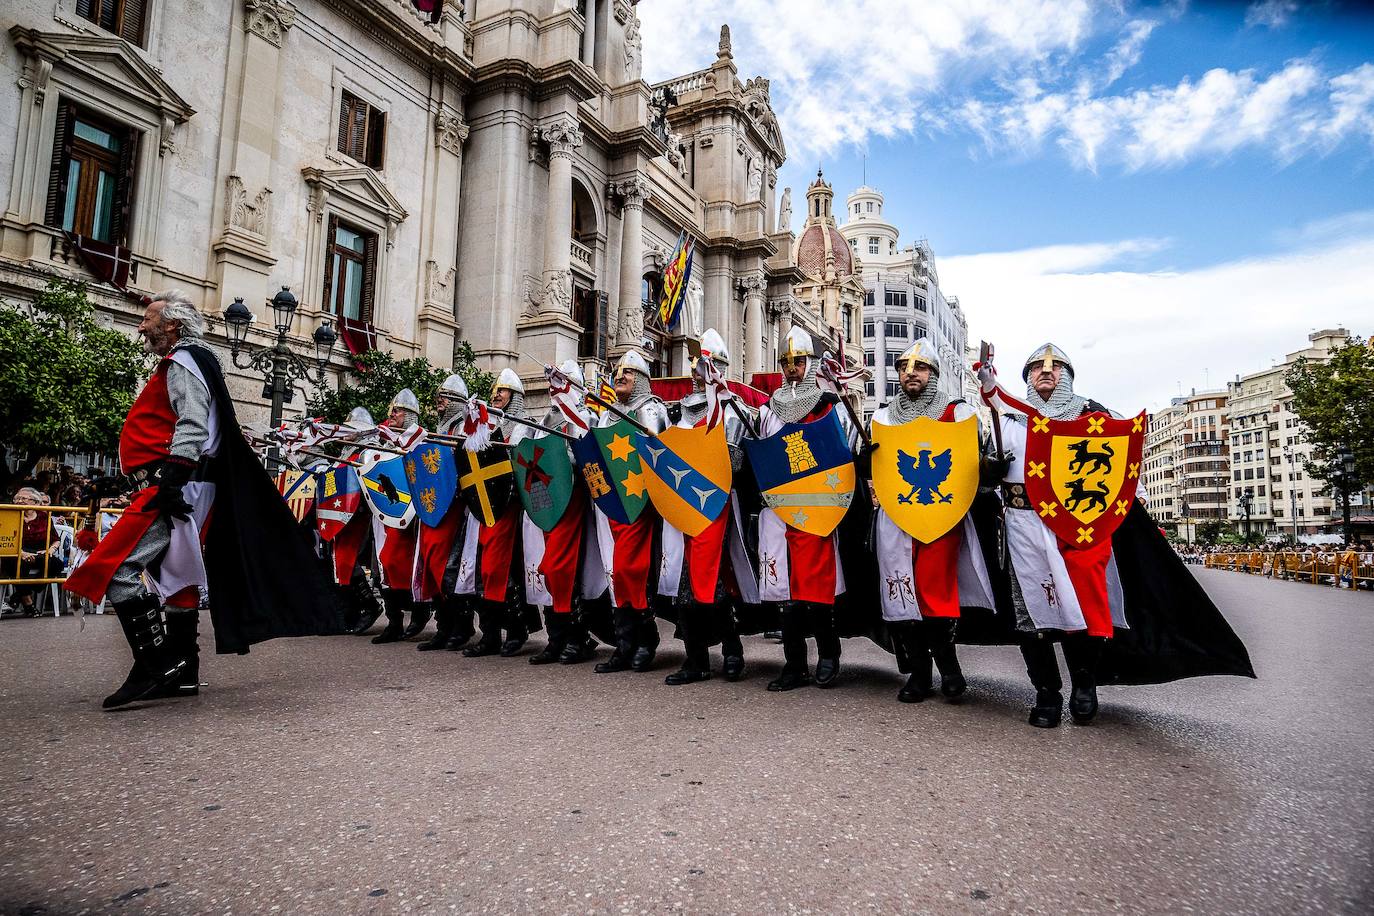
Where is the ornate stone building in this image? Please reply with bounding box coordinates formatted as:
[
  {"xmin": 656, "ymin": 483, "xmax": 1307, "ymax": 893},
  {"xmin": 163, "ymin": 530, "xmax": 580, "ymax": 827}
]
[{"xmin": 0, "ymin": 2, "xmax": 823, "ymax": 421}]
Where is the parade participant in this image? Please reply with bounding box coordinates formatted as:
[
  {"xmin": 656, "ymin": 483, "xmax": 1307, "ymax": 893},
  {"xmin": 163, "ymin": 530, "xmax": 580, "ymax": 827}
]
[
  {"xmin": 757, "ymin": 328, "xmax": 857, "ymax": 691},
  {"xmin": 591, "ymin": 350, "xmax": 669, "ymax": 674},
  {"xmin": 65, "ymin": 291, "xmax": 338, "ymax": 708},
  {"xmin": 414, "ymin": 375, "xmax": 477, "ymax": 652},
  {"xmin": 526, "ymin": 360, "xmax": 604, "ymax": 665},
  {"xmin": 867, "ymin": 338, "xmax": 996, "ymax": 703},
  {"xmin": 333, "ymin": 407, "xmax": 386, "ymax": 636},
  {"xmin": 979, "ymin": 343, "xmax": 1254, "ymax": 727},
  {"xmin": 658, "ymin": 330, "xmax": 757, "ymax": 685},
  {"xmin": 458, "ymin": 369, "xmax": 541, "ymax": 657},
  {"xmin": 368, "ymin": 388, "xmax": 430, "ymax": 644}
]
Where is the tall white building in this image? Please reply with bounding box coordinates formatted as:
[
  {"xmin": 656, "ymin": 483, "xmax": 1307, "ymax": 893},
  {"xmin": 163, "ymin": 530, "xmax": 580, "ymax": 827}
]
[{"xmin": 835, "ymin": 185, "xmax": 969, "ymax": 418}]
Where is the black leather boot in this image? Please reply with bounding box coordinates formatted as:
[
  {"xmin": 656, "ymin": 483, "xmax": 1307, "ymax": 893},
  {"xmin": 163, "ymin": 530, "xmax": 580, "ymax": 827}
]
[
  {"xmin": 417, "ymin": 603, "xmax": 453, "ymax": 651},
  {"xmin": 926, "ymin": 618, "xmax": 966, "ymax": 699},
  {"xmin": 721, "ymin": 632, "xmax": 745, "ymax": 682},
  {"xmin": 893, "ymin": 621, "xmax": 932, "ymax": 703},
  {"xmin": 631, "ymin": 611, "xmax": 658, "ymax": 671},
  {"xmin": 767, "ymin": 604, "xmax": 813, "ymax": 691},
  {"xmin": 1065, "ymin": 634, "xmax": 1104, "ymax": 725},
  {"xmin": 152, "ymin": 608, "xmax": 201, "ymax": 698},
  {"xmin": 371, "ymin": 591, "xmax": 407, "ymax": 644},
  {"xmin": 463, "ymin": 601, "xmax": 504, "ymax": 657},
  {"xmin": 530, "ymin": 610, "xmax": 569, "ymax": 665},
  {"xmin": 594, "ymin": 607, "xmax": 636, "ymax": 673},
  {"xmin": 665, "ymin": 608, "xmax": 710, "ymax": 685},
  {"xmin": 813, "ymin": 604, "xmax": 841, "ymax": 688},
  {"xmin": 445, "ymin": 597, "xmax": 476, "ymax": 650},
  {"xmin": 103, "ymin": 595, "xmax": 186, "ymax": 710},
  {"xmin": 1022, "ymin": 636, "xmax": 1063, "ymax": 728},
  {"xmin": 402, "ymin": 601, "xmax": 432, "ymax": 640},
  {"xmin": 559, "ymin": 616, "xmax": 596, "ymax": 664},
  {"xmin": 349, "ymin": 574, "xmax": 384, "ymax": 635}
]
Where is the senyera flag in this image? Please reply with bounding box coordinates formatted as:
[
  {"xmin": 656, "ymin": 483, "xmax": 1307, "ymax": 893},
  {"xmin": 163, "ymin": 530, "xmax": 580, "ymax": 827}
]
[{"xmin": 657, "ymin": 230, "xmax": 695, "ymax": 331}]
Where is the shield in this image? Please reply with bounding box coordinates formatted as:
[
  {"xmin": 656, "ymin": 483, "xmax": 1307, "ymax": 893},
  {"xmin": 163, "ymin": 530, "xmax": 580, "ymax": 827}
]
[
  {"xmin": 275, "ymin": 469, "xmax": 316, "ymax": 522},
  {"xmin": 872, "ymin": 416, "xmax": 980, "ymax": 544},
  {"xmin": 459, "ymin": 444, "xmax": 514, "ymax": 527},
  {"xmin": 571, "ymin": 420, "xmax": 650, "ymax": 524},
  {"xmin": 635, "ymin": 424, "xmax": 733, "ymax": 537},
  {"xmin": 314, "ymin": 466, "xmax": 362, "ymax": 541},
  {"xmin": 404, "ymin": 442, "xmax": 459, "ymax": 527},
  {"xmin": 1023, "ymin": 410, "xmax": 1147, "ymax": 548},
  {"xmin": 742, "ymin": 410, "xmax": 855, "ymax": 537},
  {"xmin": 512, "ymin": 435, "xmax": 575, "ymax": 532},
  {"xmin": 359, "ymin": 453, "xmax": 415, "ymax": 528}
]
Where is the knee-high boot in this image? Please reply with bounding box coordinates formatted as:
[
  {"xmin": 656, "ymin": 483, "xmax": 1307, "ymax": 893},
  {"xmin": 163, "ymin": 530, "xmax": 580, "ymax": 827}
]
[
  {"xmin": 925, "ymin": 617, "xmax": 966, "ymax": 699},
  {"xmin": 893, "ymin": 620, "xmax": 932, "ymax": 703},
  {"xmin": 1021, "ymin": 634, "xmax": 1063, "ymax": 728},
  {"xmin": 595, "ymin": 607, "xmax": 637, "ymax": 673},
  {"xmin": 463, "ymin": 600, "xmax": 505, "ymax": 656},
  {"xmin": 1064, "ymin": 633, "xmax": 1105, "ymax": 725},
  {"xmin": 445, "ymin": 595, "xmax": 475, "ymax": 650},
  {"xmin": 349, "ymin": 573, "xmax": 384, "ymax": 635},
  {"xmin": 665, "ymin": 604, "xmax": 710, "ymax": 685},
  {"xmin": 720, "ymin": 626, "xmax": 745, "ymax": 682},
  {"xmin": 371, "ymin": 589, "xmax": 408, "ymax": 644},
  {"xmin": 156, "ymin": 608, "xmax": 201, "ymax": 697},
  {"xmin": 812, "ymin": 603, "xmax": 842, "ymax": 688},
  {"xmin": 103, "ymin": 594, "xmax": 186, "ymax": 710},
  {"xmin": 499, "ymin": 601, "xmax": 529, "ymax": 657},
  {"xmin": 767, "ymin": 603, "xmax": 813, "ymax": 691},
  {"xmin": 417, "ymin": 601, "xmax": 453, "ymax": 651},
  {"xmin": 559, "ymin": 607, "xmax": 597, "ymax": 664},
  {"xmin": 631, "ymin": 611, "xmax": 658, "ymax": 671},
  {"xmin": 530, "ymin": 610, "xmax": 570, "ymax": 665}
]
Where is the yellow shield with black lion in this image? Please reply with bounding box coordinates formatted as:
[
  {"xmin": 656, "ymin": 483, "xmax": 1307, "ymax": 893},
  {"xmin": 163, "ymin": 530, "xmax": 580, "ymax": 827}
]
[
  {"xmin": 1022, "ymin": 411, "xmax": 1147, "ymax": 548},
  {"xmin": 872, "ymin": 416, "xmax": 980, "ymax": 544}
]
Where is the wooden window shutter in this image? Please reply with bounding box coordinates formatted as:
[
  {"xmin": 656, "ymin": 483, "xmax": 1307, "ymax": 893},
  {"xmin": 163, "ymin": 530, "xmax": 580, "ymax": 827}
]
[
  {"xmin": 337, "ymin": 94, "xmax": 354, "ymax": 157},
  {"xmin": 110, "ymin": 127, "xmax": 139, "ymax": 247},
  {"xmin": 365, "ymin": 107, "xmax": 386, "ymax": 170},
  {"xmin": 44, "ymin": 102, "xmax": 75, "ymax": 228},
  {"xmin": 75, "ymin": 0, "xmax": 96, "ymax": 20},
  {"xmin": 120, "ymin": 0, "xmax": 147, "ymax": 46},
  {"xmin": 322, "ymin": 213, "xmax": 339, "ymax": 310},
  {"xmin": 360, "ymin": 231, "xmax": 379, "ymax": 325}
]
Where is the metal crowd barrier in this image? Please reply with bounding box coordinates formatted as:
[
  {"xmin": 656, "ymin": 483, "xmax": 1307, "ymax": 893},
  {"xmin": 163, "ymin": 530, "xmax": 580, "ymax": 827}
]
[
  {"xmin": 1204, "ymin": 550, "xmax": 1374, "ymax": 589},
  {"xmin": 0, "ymin": 503, "xmax": 123, "ymax": 586}
]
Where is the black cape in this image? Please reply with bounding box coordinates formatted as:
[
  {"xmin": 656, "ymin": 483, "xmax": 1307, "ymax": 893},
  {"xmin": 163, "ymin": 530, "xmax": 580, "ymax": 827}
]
[{"xmin": 187, "ymin": 345, "xmax": 346, "ymax": 654}]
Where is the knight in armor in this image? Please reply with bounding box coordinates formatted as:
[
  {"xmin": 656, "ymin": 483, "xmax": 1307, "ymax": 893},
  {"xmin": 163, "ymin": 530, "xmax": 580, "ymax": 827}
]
[
  {"xmin": 867, "ymin": 338, "xmax": 996, "ymax": 703},
  {"xmin": 369, "ymin": 388, "xmax": 431, "ymax": 644},
  {"xmin": 757, "ymin": 328, "xmax": 859, "ymax": 691},
  {"xmin": 979, "ymin": 342, "xmax": 1255, "ymax": 726},
  {"xmin": 658, "ymin": 329, "xmax": 757, "ymax": 685},
  {"xmin": 528, "ymin": 360, "xmax": 604, "ymax": 665},
  {"xmin": 65, "ymin": 291, "xmax": 338, "ymax": 708},
  {"xmin": 336, "ymin": 406, "xmax": 386, "ymax": 637},
  {"xmin": 459, "ymin": 369, "xmax": 541, "ymax": 657},
  {"xmin": 414, "ymin": 374, "xmax": 478, "ymax": 652},
  {"xmin": 591, "ymin": 350, "xmax": 670, "ymax": 674}
]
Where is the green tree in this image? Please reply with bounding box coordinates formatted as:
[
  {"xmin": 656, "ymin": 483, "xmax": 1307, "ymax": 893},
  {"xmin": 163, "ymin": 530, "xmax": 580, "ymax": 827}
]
[
  {"xmin": 1286, "ymin": 338, "xmax": 1374, "ymax": 498},
  {"xmin": 1194, "ymin": 519, "xmax": 1227, "ymax": 546},
  {"xmin": 306, "ymin": 341, "xmax": 494, "ymax": 427},
  {"xmin": 0, "ymin": 278, "xmax": 150, "ymax": 488}
]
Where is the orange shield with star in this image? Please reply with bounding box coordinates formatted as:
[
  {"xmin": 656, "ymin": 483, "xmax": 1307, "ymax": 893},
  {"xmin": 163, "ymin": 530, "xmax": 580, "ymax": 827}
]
[{"xmin": 1022, "ymin": 411, "xmax": 1146, "ymax": 548}]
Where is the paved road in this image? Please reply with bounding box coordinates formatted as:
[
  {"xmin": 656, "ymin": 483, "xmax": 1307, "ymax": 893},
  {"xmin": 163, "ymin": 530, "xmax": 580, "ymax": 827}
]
[{"xmin": 1, "ymin": 569, "xmax": 1371, "ymax": 915}]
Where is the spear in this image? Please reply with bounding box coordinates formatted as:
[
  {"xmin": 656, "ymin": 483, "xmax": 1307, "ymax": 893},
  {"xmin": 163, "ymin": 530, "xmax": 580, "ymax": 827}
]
[
  {"xmin": 459, "ymin": 398, "xmax": 577, "ymax": 442},
  {"xmin": 244, "ymin": 434, "xmax": 363, "ymax": 468},
  {"xmin": 523, "ymin": 354, "xmax": 651, "ymax": 435}
]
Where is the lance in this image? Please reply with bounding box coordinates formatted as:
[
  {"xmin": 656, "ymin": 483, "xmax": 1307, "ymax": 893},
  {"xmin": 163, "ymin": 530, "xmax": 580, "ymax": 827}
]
[
  {"xmin": 524, "ymin": 354, "xmax": 651, "ymax": 435},
  {"xmin": 244, "ymin": 435, "xmax": 363, "ymax": 468},
  {"xmin": 418, "ymin": 431, "xmax": 515, "ymax": 450}
]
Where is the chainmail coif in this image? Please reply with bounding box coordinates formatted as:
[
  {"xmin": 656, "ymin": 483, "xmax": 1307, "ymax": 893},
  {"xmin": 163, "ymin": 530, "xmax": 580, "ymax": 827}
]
[
  {"xmin": 1024, "ymin": 370, "xmax": 1087, "ymax": 420},
  {"xmin": 768, "ymin": 357, "xmax": 823, "ymax": 424},
  {"xmin": 885, "ymin": 375, "xmax": 951, "ymax": 423},
  {"xmin": 499, "ymin": 390, "xmax": 526, "ymax": 439}
]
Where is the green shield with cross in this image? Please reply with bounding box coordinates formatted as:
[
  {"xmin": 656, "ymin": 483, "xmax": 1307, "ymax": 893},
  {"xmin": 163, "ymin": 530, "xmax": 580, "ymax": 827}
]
[{"xmin": 512, "ymin": 434, "xmax": 575, "ymax": 532}]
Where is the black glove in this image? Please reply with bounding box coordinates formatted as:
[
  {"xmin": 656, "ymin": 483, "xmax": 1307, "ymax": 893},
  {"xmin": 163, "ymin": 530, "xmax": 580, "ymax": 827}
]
[
  {"xmin": 855, "ymin": 439, "xmax": 879, "ymax": 478},
  {"xmin": 979, "ymin": 451, "xmax": 1014, "ymax": 488},
  {"xmin": 153, "ymin": 457, "xmax": 196, "ymax": 522}
]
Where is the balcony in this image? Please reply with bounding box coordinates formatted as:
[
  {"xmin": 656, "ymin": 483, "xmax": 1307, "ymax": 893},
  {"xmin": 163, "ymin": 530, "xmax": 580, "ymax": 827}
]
[{"xmin": 570, "ymin": 238, "xmax": 593, "ymax": 272}]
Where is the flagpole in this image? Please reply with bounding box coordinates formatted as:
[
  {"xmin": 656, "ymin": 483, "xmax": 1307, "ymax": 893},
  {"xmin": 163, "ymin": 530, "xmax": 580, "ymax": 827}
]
[{"xmin": 523, "ymin": 355, "xmax": 651, "ymax": 435}]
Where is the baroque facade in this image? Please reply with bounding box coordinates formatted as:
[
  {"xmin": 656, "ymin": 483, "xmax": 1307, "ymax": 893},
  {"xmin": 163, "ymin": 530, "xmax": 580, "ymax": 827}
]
[
  {"xmin": 836, "ymin": 185, "xmax": 969, "ymax": 418},
  {"xmin": 1, "ymin": 2, "xmax": 829, "ymax": 420}
]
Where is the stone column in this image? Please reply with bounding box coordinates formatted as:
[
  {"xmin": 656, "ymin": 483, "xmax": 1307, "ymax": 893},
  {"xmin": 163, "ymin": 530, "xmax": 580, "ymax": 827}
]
[
  {"xmin": 614, "ymin": 176, "xmax": 649, "ymax": 345},
  {"xmin": 416, "ymin": 107, "xmax": 469, "ymax": 362},
  {"xmin": 582, "ymin": 0, "xmax": 597, "ymax": 66},
  {"xmin": 739, "ymin": 275, "xmax": 765, "ymax": 377},
  {"xmin": 538, "ymin": 116, "xmax": 582, "ymax": 316}
]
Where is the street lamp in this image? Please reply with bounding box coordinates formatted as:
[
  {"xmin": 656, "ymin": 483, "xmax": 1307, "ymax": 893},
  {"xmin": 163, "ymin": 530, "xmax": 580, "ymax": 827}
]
[
  {"xmin": 223, "ymin": 287, "xmax": 337, "ymax": 470},
  {"xmin": 1283, "ymin": 445, "xmax": 1299, "ymax": 545},
  {"xmin": 1239, "ymin": 487, "xmax": 1253, "ymax": 544},
  {"xmin": 1338, "ymin": 448, "xmax": 1356, "ymax": 546},
  {"xmin": 1180, "ymin": 499, "xmax": 1191, "ymax": 544}
]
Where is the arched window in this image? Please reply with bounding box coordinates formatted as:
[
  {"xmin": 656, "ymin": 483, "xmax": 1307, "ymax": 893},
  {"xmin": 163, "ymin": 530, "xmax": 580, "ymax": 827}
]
[{"xmin": 570, "ymin": 179, "xmax": 597, "ymax": 244}]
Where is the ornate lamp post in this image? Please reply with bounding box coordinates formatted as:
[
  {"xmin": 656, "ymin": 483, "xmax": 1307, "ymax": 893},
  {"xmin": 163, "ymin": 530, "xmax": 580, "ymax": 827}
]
[
  {"xmin": 1338, "ymin": 448, "xmax": 1356, "ymax": 546},
  {"xmin": 223, "ymin": 287, "xmax": 337, "ymax": 470},
  {"xmin": 1239, "ymin": 487, "xmax": 1253, "ymax": 544}
]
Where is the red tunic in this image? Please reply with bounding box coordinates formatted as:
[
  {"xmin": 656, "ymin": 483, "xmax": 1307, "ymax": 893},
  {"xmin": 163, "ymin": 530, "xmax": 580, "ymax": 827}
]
[
  {"xmin": 908, "ymin": 401, "xmax": 963, "ymax": 618},
  {"xmin": 538, "ymin": 485, "xmax": 586, "ymax": 614},
  {"xmin": 781, "ymin": 402, "xmax": 840, "ymax": 605}
]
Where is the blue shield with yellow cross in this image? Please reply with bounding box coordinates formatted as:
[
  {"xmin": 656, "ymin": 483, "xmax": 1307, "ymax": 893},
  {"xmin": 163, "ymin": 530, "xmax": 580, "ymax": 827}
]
[
  {"xmin": 403, "ymin": 441, "xmax": 459, "ymax": 528},
  {"xmin": 742, "ymin": 410, "xmax": 855, "ymax": 537},
  {"xmin": 634, "ymin": 423, "xmax": 732, "ymax": 537},
  {"xmin": 359, "ymin": 452, "xmax": 415, "ymax": 529}
]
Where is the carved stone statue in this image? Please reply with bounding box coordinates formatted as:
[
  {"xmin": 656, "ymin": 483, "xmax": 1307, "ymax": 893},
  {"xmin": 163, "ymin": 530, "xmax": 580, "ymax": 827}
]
[
  {"xmin": 747, "ymin": 159, "xmax": 762, "ymax": 201},
  {"xmin": 685, "ymin": 277, "xmax": 705, "ymax": 337},
  {"xmin": 778, "ymin": 187, "xmax": 792, "ymax": 231}
]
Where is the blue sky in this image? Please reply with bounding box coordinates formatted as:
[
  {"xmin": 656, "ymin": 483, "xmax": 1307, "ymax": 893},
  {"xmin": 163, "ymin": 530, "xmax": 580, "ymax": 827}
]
[{"xmin": 639, "ymin": 1, "xmax": 1374, "ymax": 409}]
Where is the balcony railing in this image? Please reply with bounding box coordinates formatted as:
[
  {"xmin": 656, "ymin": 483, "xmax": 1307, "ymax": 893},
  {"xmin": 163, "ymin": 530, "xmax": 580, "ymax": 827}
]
[{"xmin": 570, "ymin": 239, "xmax": 593, "ymax": 271}]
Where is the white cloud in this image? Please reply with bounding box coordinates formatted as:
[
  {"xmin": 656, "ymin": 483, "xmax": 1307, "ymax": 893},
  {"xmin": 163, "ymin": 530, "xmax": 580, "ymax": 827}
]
[
  {"xmin": 941, "ymin": 231, "xmax": 1374, "ymax": 412},
  {"xmin": 1245, "ymin": 0, "xmax": 1300, "ymax": 29}
]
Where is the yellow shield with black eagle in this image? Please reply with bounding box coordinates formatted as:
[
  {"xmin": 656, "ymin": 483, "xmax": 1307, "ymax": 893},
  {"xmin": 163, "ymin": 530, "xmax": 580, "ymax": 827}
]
[{"xmin": 871, "ymin": 416, "xmax": 980, "ymax": 544}]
